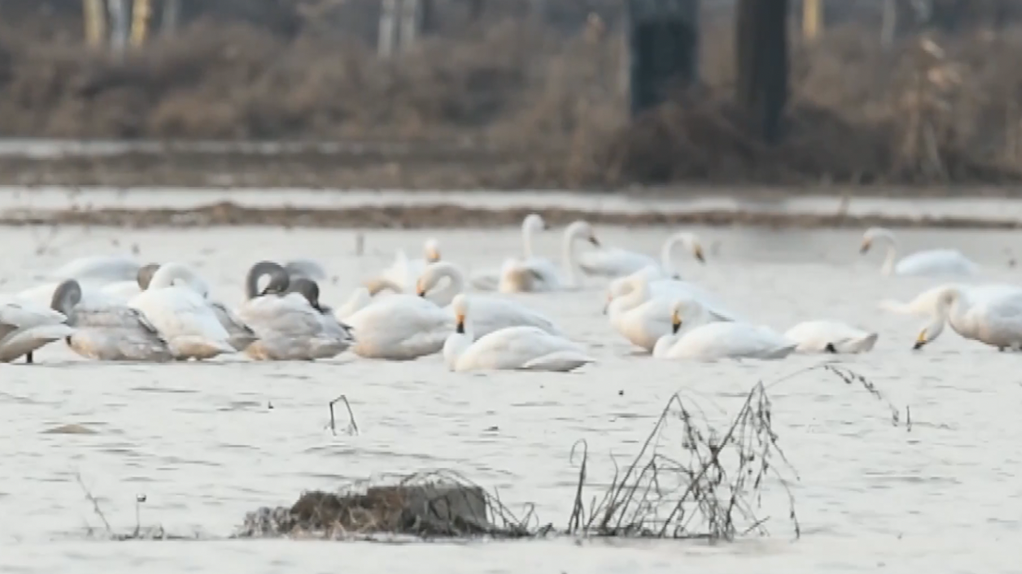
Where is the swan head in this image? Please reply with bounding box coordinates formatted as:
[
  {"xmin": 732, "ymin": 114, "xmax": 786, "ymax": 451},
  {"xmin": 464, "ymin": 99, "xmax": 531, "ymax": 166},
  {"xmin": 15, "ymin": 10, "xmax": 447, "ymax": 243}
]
[
  {"xmin": 137, "ymin": 263, "xmax": 160, "ymax": 290},
  {"xmin": 668, "ymin": 232, "xmax": 705, "ymax": 263},
  {"xmin": 247, "ymin": 261, "xmax": 291, "ymax": 298},
  {"xmin": 523, "ymin": 214, "xmax": 549, "ymax": 233},
  {"xmin": 670, "ymin": 300, "xmax": 684, "ymax": 334},
  {"xmin": 860, "ymin": 227, "xmax": 895, "ymax": 254},
  {"xmin": 451, "ymin": 293, "xmax": 469, "ymax": 334},
  {"xmin": 424, "ymin": 238, "xmax": 442, "ymax": 263},
  {"xmin": 51, "ymin": 279, "xmax": 83, "ymax": 315},
  {"xmin": 288, "ymin": 278, "xmax": 323, "ymax": 311},
  {"xmin": 566, "ymin": 220, "xmax": 601, "ymax": 247}
]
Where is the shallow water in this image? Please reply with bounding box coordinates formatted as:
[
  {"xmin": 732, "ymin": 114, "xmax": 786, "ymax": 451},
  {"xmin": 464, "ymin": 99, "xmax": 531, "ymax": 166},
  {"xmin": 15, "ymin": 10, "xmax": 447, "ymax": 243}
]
[{"xmin": 2, "ymin": 224, "xmax": 1022, "ymax": 572}]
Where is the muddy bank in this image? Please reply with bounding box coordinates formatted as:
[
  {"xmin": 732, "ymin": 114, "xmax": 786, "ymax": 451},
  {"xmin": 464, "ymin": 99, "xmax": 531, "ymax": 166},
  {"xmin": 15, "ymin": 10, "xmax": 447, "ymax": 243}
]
[
  {"xmin": 5, "ymin": 201, "xmax": 1022, "ymax": 230},
  {"xmin": 3, "ymin": 4, "xmax": 1022, "ymax": 187}
]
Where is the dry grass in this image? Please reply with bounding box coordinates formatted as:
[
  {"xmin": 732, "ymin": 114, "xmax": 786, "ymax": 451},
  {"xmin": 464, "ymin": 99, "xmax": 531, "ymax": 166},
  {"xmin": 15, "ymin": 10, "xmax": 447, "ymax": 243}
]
[{"xmin": 2, "ymin": 5, "xmax": 1021, "ymax": 186}]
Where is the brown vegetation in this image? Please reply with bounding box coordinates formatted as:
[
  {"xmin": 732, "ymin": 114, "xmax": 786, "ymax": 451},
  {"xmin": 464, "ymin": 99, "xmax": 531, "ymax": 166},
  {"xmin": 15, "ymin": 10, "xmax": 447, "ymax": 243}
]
[{"xmin": 1, "ymin": 2, "xmax": 1022, "ymax": 188}]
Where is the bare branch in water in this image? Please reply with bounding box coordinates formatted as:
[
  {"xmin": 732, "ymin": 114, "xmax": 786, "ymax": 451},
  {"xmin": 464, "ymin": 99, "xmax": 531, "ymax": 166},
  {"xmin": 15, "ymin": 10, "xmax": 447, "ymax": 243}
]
[
  {"xmin": 328, "ymin": 395, "xmax": 359, "ymax": 436},
  {"xmin": 75, "ymin": 472, "xmax": 113, "ymax": 534}
]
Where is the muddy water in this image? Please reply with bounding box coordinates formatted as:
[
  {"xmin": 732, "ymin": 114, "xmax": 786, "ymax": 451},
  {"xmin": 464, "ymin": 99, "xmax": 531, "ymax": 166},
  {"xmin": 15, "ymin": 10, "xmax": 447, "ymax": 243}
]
[{"xmin": 2, "ymin": 224, "xmax": 1022, "ymax": 572}]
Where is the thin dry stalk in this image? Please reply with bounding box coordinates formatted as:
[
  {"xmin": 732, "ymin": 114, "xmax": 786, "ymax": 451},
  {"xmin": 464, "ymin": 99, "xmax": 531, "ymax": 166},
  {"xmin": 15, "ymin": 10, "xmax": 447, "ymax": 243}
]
[
  {"xmin": 328, "ymin": 394, "xmax": 359, "ymax": 436},
  {"xmin": 566, "ymin": 362, "xmax": 907, "ymax": 541}
]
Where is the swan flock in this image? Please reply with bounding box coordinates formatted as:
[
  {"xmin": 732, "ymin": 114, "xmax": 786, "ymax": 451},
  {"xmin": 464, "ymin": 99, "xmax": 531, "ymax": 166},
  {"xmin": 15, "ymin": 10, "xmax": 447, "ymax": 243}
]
[{"xmin": 0, "ymin": 217, "xmax": 1008, "ymax": 370}]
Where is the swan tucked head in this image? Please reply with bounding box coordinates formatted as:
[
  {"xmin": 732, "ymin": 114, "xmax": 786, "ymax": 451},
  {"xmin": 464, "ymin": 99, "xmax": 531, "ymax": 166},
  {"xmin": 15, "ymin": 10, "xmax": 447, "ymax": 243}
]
[
  {"xmin": 523, "ymin": 213, "xmax": 548, "ymax": 233},
  {"xmin": 423, "ymin": 238, "xmax": 442, "ymax": 263},
  {"xmin": 137, "ymin": 263, "xmax": 160, "ymax": 290},
  {"xmin": 51, "ymin": 279, "xmax": 83, "ymax": 315},
  {"xmin": 288, "ymin": 278, "xmax": 323, "ymax": 311},
  {"xmin": 451, "ymin": 293, "xmax": 469, "ymax": 334},
  {"xmin": 415, "ymin": 261, "xmax": 452, "ymax": 297},
  {"xmin": 567, "ymin": 220, "xmax": 601, "ymax": 247},
  {"xmin": 148, "ymin": 262, "xmax": 210, "ymax": 297},
  {"xmin": 246, "ymin": 261, "xmax": 291, "ymax": 298},
  {"xmin": 860, "ymin": 227, "xmax": 895, "ymax": 254},
  {"xmin": 284, "ymin": 259, "xmax": 327, "ymax": 281}
]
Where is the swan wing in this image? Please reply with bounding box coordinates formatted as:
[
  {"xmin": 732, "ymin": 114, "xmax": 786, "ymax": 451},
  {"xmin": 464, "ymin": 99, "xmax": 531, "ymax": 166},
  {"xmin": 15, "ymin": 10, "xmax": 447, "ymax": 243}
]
[
  {"xmin": 471, "ymin": 296, "xmax": 564, "ymax": 338},
  {"xmin": 650, "ymin": 280, "xmax": 739, "ymax": 322},
  {"xmin": 895, "ymin": 249, "xmax": 977, "ymax": 276},
  {"xmin": 0, "ymin": 299, "xmax": 67, "ymax": 327},
  {"xmin": 578, "ymin": 248, "xmax": 656, "ymax": 278},
  {"xmin": 49, "ymin": 255, "xmax": 140, "ymax": 283},
  {"xmin": 459, "ymin": 326, "xmax": 582, "ymax": 370},
  {"xmin": 670, "ymin": 322, "xmax": 795, "ymax": 361},
  {"xmin": 784, "ymin": 320, "xmax": 876, "ymax": 353},
  {"xmin": 345, "ymin": 295, "xmax": 452, "ymax": 359},
  {"xmin": 128, "ymin": 287, "xmax": 234, "ymax": 357}
]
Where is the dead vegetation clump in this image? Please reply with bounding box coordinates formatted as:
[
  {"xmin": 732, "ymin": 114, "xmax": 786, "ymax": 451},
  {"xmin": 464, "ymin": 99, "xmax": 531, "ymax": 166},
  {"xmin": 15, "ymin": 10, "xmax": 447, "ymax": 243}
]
[{"xmin": 234, "ymin": 363, "xmax": 905, "ymax": 542}]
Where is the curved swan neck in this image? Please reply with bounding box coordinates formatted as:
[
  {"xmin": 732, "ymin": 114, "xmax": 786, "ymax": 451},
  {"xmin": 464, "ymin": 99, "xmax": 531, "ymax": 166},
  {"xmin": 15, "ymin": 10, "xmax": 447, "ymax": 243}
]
[
  {"xmin": 423, "ymin": 262, "xmax": 465, "ymax": 306},
  {"xmin": 148, "ymin": 263, "xmax": 205, "ymax": 295},
  {"xmin": 245, "ymin": 261, "xmax": 289, "ymax": 299},
  {"xmin": 561, "ymin": 222, "xmax": 588, "ymax": 286},
  {"xmin": 867, "ymin": 229, "xmax": 899, "ymax": 274},
  {"xmin": 522, "ymin": 220, "xmax": 536, "ymax": 259},
  {"xmin": 51, "ymin": 279, "xmax": 82, "ymax": 316},
  {"xmin": 365, "ymin": 277, "xmax": 404, "ymax": 295}
]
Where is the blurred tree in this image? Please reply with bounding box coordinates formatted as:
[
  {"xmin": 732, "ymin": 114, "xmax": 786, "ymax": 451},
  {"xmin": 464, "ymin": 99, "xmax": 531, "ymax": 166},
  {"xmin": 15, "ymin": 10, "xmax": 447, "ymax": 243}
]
[{"xmin": 735, "ymin": 0, "xmax": 788, "ymax": 144}]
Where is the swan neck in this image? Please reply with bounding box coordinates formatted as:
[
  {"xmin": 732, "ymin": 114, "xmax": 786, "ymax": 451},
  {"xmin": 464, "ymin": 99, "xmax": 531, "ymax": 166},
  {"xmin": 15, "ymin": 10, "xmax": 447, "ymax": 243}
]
[
  {"xmin": 660, "ymin": 235, "xmax": 682, "ymax": 276},
  {"xmin": 882, "ymin": 243, "xmax": 898, "ymax": 274},
  {"xmin": 432, "ymin": 263, "xmax": 465, "ymax": 306},
  {"xmin": 562, "ymin": 225, "xmax": 582, "ymax": 286},
  {"xmin": 522, "ymin": 223, "xmax": 535, "ymax": 259}
]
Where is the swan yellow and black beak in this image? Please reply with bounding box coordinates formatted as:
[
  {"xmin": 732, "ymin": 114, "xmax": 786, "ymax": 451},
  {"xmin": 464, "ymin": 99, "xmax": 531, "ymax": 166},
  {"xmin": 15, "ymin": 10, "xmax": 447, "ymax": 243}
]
[
  {"xmin": 427, "ymin": 248, "xmax": 441, "ymax": 263},
  {"xmin": 602, "ymin": 292, "xmax": 612, "ymax": 315},
  {"xmin": 589, "ymin": 235, "xmax": 601, "ymax": 247},
  {"xmin": 416, "ymin": 280, "xmax": 427, "ymax": 298},
  {"xmin": 455, "ymin": 313, "xmax": 466, "ymax": 334},
  {"xmin": 912, "ymin": 330, "xmax": 927, "ymax": 350},
  {"xmin": 671, "ymin": 310, "xmax": 682, "ymax": 334},
  {"xmin": 694, "ymin": 244, "xmax": 706, "ymax": 264},
  {"xmin": 859, "ymin": 240, "xmax": 872, "ymax": 254}
]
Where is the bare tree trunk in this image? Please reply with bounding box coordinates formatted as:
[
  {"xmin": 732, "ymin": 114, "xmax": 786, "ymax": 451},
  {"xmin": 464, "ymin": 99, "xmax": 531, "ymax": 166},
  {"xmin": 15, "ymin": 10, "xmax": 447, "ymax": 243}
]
[{"xmin": 735, "ymin": 0, "xmax": 789, "ymax": 144}]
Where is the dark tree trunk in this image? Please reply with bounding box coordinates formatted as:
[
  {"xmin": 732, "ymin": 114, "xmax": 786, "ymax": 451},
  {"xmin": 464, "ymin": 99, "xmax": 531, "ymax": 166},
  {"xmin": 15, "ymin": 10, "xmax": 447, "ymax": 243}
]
[
  {"xmin": 735, "ymin": 0, "xmax": 788, "ymax": 144},
  {"xmin": 627, "ymin": 0, "xmax": 700, "ymax": 118}
]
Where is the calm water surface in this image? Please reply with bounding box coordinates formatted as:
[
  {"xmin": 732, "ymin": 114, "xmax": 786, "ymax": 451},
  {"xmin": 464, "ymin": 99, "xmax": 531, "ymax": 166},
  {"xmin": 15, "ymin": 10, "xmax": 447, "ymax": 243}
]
[{"xmin": 2, "ymin": 224, "xmax": 1021, "ymax": 573}]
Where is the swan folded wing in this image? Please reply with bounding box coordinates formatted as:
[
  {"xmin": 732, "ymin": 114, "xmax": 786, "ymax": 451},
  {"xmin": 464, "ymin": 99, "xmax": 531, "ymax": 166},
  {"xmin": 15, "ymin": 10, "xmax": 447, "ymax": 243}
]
[
  {"xmin": 474, "ymin": 297, "xmax": 562, "ymax": 337},
  {"xmin": 468, "ymin": 327, "xmax": 582, "ymax": 369},
  {"xmin": 129, "ymin": 288, "xmax": 229, "ymax": 340},
  {"xmin": 0, "ymin": 301, "xmax": 67, "ymax": 327},
  {"xmin": 579, "ymin": 248, "xmax": 654, "ymax": 277},
  {"xmin": 972, "ymin": 295, "xmax": 1022, "ymax": 345},
  {"xmin": 70, "ymin": 305, "xmax": 153, "ymax": 329},
  {"xmin": 238, "ymin": 295, "xmax": 323, "ymax": 338},
  {"xmin": 209, "ymin": 301, "xmax": 255, "ymax": 334}
]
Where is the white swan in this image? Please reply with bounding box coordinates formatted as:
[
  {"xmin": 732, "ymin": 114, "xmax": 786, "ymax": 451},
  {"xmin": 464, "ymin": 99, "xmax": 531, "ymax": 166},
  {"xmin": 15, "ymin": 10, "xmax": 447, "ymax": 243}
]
[
  {"xmin": 416, "ymin": 261, "xmax": 565, "ymax": 338},
  {"xmin": 16, "ymin": 263, "xmax": 160, "ymax": 309},
  {"xmin": 139, "ymin": 262, "xmax": 255, "ymax": 352},
  {"xmin": 343, "ymin": 291, "xmax": 453, "ymax": 360},
  {"xmin": 443, "ymin": 294, "xmax": 594, "ymax": 372},
  {"xmin": 605, "ymin": 275, "xmax": 717, "ymax": 352},
  {"xmin": 653, "ymin": 300, "xmax": 796, "ymax": 361},
  {"xmin": 879, "ymin": 283, "xmax": 1022, "ymax": 317},
  {"xmin": 606, "ymin": 270, "xmax": 739, "ymax": 322},
  {"xmin": 50, "ymin": 279, "xmax": 173, "ymax": 362},
  {"xmin": 783, "ymin": 320, "xmax": 878, "ymax": 354},
  {"xmin": 47, "ymin": 255, "xmax": 141, "ymax": 284},
  {"xmin": 860, "ymin": 227, "xmax": 978, "ymax": 276},
  {"xmin": 578, "ymin": 231, "xmax": 706, "ymax": 279},
  {"xmin": 470, "ymin": 213, "xmax": 548, "ymax": 291},
  {"xmin": 374, "ymin": 238, "xmax": 442, "ymax": 293},
  {"xmin": 499, "ymin": 220, "xmax": 600, "ymax": 293},
  {"xmin": 236, "ymin": 262, "xmax": 353, "ymax": 361},
  {"xmin": 912, "ymin": 284, "xmax": 1022, "ymax": 351},
  {"xmin": 127, "ymin": 264, "xmax": 236, "ymax": 360},
  {"xmin": 0, "ymin": 296, "xmax": 74, "ymax": 363}
]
